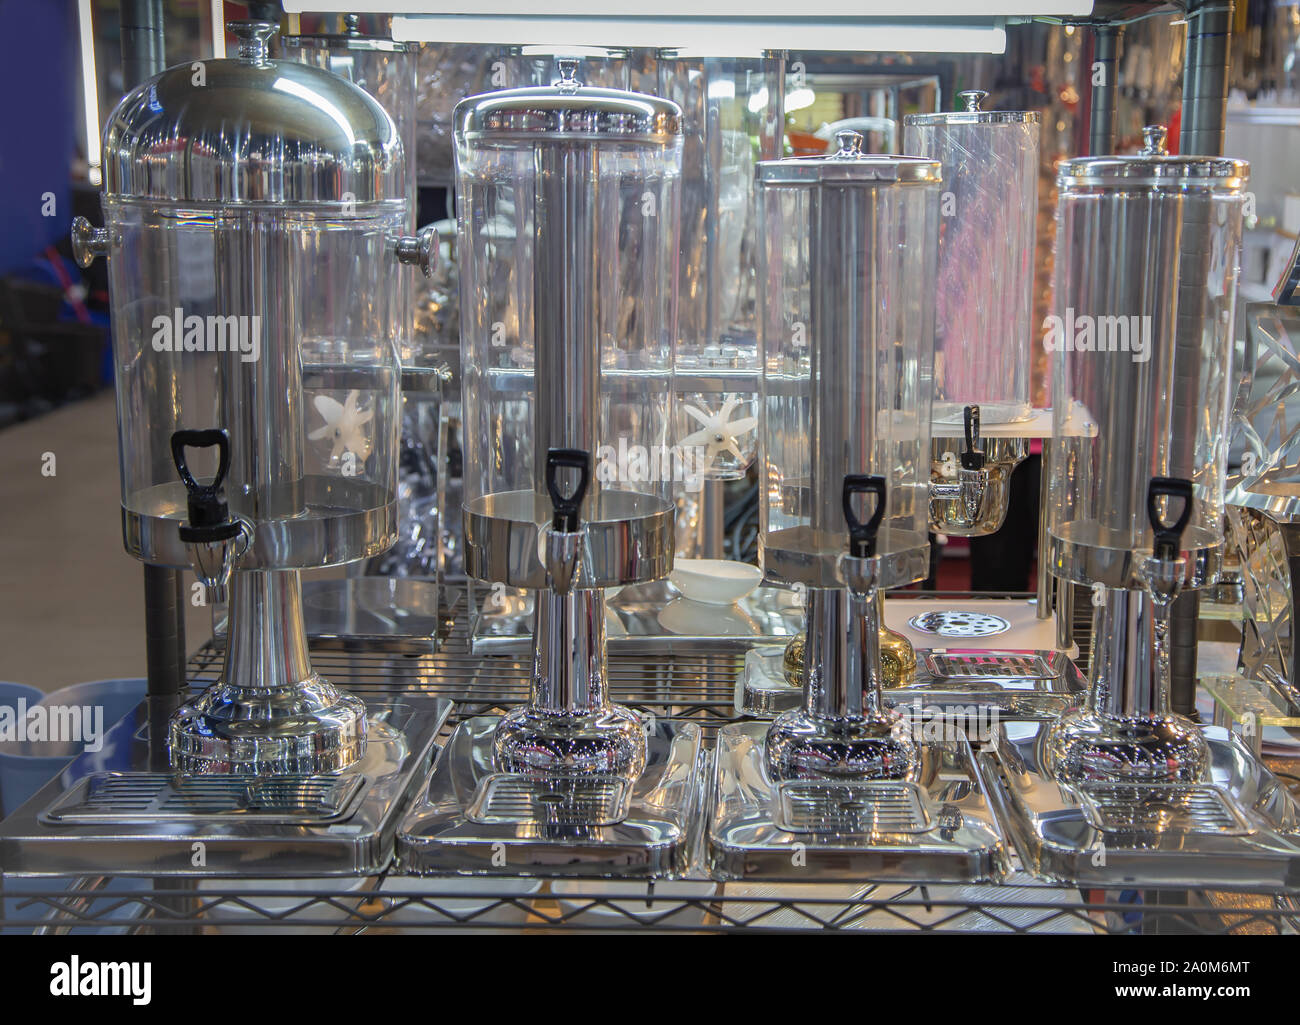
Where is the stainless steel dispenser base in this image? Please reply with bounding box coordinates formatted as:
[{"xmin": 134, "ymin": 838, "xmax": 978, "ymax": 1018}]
[
  {"xmin": 708, "ymin": 721, "xmax": 1008, "ymax": 882},
  {"xmin": 978, "ymin": 721, "xmax": 1300, "ymax": 889},
  {"xmin": 171, "ymin": 570, "xmax": 370, "ymax": 775},
  {"xmin": 170, "ymin": 676, "xmax": 368, "ymax": 776},
  {"xmin": 0, "ymin": 696, "xmax": 452, "ymax": 877},
  {"xmin": 396, "ymin": 714, "xmax": 703, "ymax": 877}
]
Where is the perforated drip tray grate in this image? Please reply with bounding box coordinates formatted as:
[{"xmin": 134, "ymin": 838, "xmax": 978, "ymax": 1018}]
[
  {"xmin": 39, "ymin": 772, "xmax": 367, "ymax": 826},
  {"xmin": 1075, "ymin": 783, "xmax": 1254, "ymax": 836},
  {"xmin": 908, "ymin": 611, "xmax": 1011, "ymax": 638},
  {"xmin": 465, "ymin": 774, "xmax": 632, "ymax": 827},
  {"xmin": 774, "ymin": 781, "xmax": 933, "ymax": 835},
  {"xmin": 924, "ymin": 653, "xmax": 1055, "ymax": 681}
]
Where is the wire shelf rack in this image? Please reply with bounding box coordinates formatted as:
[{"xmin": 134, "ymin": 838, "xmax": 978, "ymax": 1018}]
[{"xmin": 4, "ymin": 585, "xmax": 1297, "ymax": 934}]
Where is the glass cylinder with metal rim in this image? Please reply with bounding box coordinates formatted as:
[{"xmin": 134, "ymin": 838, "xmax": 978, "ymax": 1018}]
[
  {"xmin": 71, "ymin": 21, "xmax": 435, "ymax": 774},
  {"xmin": 905, "ymin": 89, "xmax": 1039, "ymax": 535},
  {"xmin": 757, "ymin": 132, "xmax": 940, "ymax": 781},
  {"xmin": 455, "ymin": 60, "xmax": 683, "ymax": 777},
  {"xmin": 1042, "ymin": 125, "xmax": 1248, "ymax": 782}
]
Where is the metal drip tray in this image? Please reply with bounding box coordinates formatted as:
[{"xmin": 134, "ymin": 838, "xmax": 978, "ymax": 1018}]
[
  {"xmin": 924, "ymin": 652, "xmax": 1054, "ymax": 681},
  {"xmin": 40, "ymin": 773, "xmax": 366, "ymax": 826},
  {"xmin": 978, "ymin": 721, "xmax": 1300, "ymax": 888},
  {"xmin": 397, "ymin": 715, "xmax": 703, "ymax": 877},
  {"xmin": 909, "ymin": 611, "xmax": 1011, "ymax": 638},
  {"xmin": 888, "ymin": 649, "xmax": 1084, "ymax": 722},
  {"xmin": 775, "ymin": 781, "xmax": 932, "ymax": 835},
  {"xmin": 466, "ymin": 774, "xmax": 632, "ymax": 827},
  {"xmin": 709, "ymin": 721, "xmax": 1007, "ymax": 882},
  {"xmin": 1075, "ymin": 783, "xmax": 1252, "ymax": 837},
  {"xmin": 0, "ymin": 695, "xmax": 452, "ymax": 877}
]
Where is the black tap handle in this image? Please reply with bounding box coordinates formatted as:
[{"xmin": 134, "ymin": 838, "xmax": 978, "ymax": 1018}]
[
  {"xmin": 170, "ymin": 428, "xmax": 238, "ymax": 541},
  {"xmin": 842, "ymin": 474, "xmax": 887, "ymax": 558},
  {"xmin": 960, "ymin": 404, "xmax": 985, "ymax": 471},
  {"xmin": 1147, "ymin": 476, "xmax": 1193, "ymax": 561},
  {"xmin": 546, "ymin": 448, "xmax": 591, "ymax": 533}
]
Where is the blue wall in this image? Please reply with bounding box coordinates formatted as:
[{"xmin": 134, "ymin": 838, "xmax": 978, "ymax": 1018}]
[{"xmin": 0, "ymin": 0, "xmax": 78, "ymax": 276}]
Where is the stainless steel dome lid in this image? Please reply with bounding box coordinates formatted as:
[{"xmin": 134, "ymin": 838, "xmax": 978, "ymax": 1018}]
[
  {"xmin": 1058, "ymin": 125, "xmax": 1248, "ymax": 189},
  {"xmin": 102, "ymin": 22, "xmax": 405, "ymax": 205},
  {"xmin": 756, "ymin": 130, "xmax": 941, "ymax": 186},
  {"xmin": 904, "ymin": 89, "xmax": 1040, "ymax": 126},
  {"xmin": 454, "ymin": 59, "xmax": 682, "ymax": 145}
]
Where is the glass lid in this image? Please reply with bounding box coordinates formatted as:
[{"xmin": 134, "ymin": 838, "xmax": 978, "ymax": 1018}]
[
  {"xmin": 454, "ymin": 58, "xmax": 682, "ymax": 145},
  {"xmin": 756, "ymin": 130, "xmax": 941, "ymax": 185},
  {"xmin": 904, "ymin": 89, "xmax": 1040, "ymax": 126},
  {"xmin": 102, "ymin": 21, "xmax": 405, "ymax": 205}
]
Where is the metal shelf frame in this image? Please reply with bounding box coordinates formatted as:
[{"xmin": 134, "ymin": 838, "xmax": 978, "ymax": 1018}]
[{"xmin": 3, "ymin": 586, "xmax": 1298, "ymax": 935}]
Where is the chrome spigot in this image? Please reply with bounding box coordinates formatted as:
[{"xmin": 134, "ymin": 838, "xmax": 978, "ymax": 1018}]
[
  {"xmin": 930, "ymin": 404, "xmax": 988, "ymax": 528},
  {"xmin": 170, "ymin": 429, "xmax": 248, "ymax": 604},
  {"xmin": 542, "ymin": 447, "xmax": 590, "ymax": 594}
]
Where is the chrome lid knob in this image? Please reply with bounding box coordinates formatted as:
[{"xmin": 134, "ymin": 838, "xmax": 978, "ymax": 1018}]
[
  {"xmin": 555, "ymin": 58, "xmax": 581, "ymax": 93},
  {"xmin": 959, "ymin": 89, "xmax": 988, "ymax": 112},
  {"xmin": 228, "ymin": 20, "xmax": 276, "ymax": 65},
  {"xmin": 834, "ymin": 129, "xmax": 865, "ymax": 157},
  {"xmin": 1140, "ymin": 124, "xmax": 1169, "ymax": 157}
]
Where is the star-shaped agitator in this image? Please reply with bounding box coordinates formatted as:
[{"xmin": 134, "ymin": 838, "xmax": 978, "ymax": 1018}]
[
  {"xmin": 680, "ymin": 393, "xmax": 758, "ymax": 477},
  {"xmin": 308, "ymin": 389, "xmax": 374, "ymax": 464}
]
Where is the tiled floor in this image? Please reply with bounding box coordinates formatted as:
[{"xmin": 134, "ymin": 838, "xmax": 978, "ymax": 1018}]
[{"xmin": 0, "ymin": 392, "xmax": 212, "ymax": 693}]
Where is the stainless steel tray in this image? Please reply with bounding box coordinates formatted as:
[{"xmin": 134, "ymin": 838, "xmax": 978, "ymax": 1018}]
[
  {"xmin": 397, "ymin": 714, "xmax": 702, "ymax": 878},
  {"xmin": 979, "ymin": 720, "xmax": 1300, "ymax": 889},
  {"xmin": 0, "ymin": 696, "xmax": 452, "ymax": 877},
  {"xmin": 707, "ymin": 721, "xmax": 1008, "ymax": 883}
]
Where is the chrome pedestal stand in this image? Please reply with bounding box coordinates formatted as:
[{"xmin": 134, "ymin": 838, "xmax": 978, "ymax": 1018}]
[
  {"xmin": 710, "ymin": 477, "xmax": 1007, "ymax": 882},
  {"xmin": 398, "ymin": 450, "xmax": 702, "ymax": 877}
]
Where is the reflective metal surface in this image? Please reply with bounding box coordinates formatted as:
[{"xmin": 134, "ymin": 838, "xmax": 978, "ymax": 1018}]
[
  {"xmin": 907, "ymin": 610, "xmax": 1011, "ymax": 638},
  {"xmin": 462, "ymin": 491, "xmax": 674, "ymax": 590},
  {"xmin": 170, "ymin": 571, "xmax": 369, "ymax": 775},
  {"xmin": 0, "ymin": 695, "xmax": 451, "ymax": 877},
  {"xmin": 744, "ymin": 647, "xmax": 1085, "ymax": 722},
  {"xmin": 103, "ymin": 23, "xmax": 405, "ymax": 205},
  {"xmin": 709, "ymin": 721, "xmax": 1007, "ymax": 882},
  {"xmin": 397, "ymin": 715, "xmax": 702, "ymax": 877},
  {"xmin": 766, "ymin": 587, "xmax": 917, "ymax": 782},
  {"xmin": 297, "ymin": 578, "xmax": 443, "ymax": 645},
  {"xmin": 494, "ymin": 589, "xmax": 647, "ymax": 777},
  {"xmin": 455, "ymin": 57, "xmax": 682, "ymax": 142},
  {"xmin": 929, "ymin": 437, "xmax": 1028, "ymax": 535},
  {"xmin": 980, "ymin": 721, "xmax": 1300, "ymax": 888}
]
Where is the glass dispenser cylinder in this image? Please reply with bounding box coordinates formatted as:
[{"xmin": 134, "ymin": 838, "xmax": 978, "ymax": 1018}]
[
  {"xmin": 905, "ymin": 90, "xmax": 1039, "ymax": 535},
  {"xmin": 1043, "ymin": 126, "xmax": 1248, "ymax": 782},
  {"xmin": 455, "ymin": 61, "xmax": 682, "ymax": 776},
  {"xmin": 757, "ymin": 133, "xmax": 940, "ymax": 781},
  {"xmin": 73, "ymin": 22, "xmax": 429, "ymax": 774}
]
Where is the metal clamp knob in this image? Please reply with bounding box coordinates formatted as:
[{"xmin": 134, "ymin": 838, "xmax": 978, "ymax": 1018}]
[
  {"xmin": 394, "ymin": 225, "xmax": 439, "ymax": 279},
  {"xmin": 959, "ymin": 89, "xmax": 988, "ymax": 112},
  {"xmin": 70, "ymin": 216, "xmax": 109, "ymax": 268}
]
